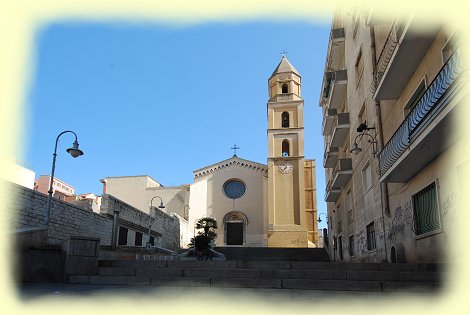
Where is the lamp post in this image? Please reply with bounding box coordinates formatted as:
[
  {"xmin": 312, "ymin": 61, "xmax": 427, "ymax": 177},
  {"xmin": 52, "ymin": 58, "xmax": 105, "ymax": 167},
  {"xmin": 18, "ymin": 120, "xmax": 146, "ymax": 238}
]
[
  {"xmin": 147, "ymin": 195, "xmax": 165, "ymax": 251},
  {"xmin": 45, "ymin": 130, "xmax": 84, "ymax": 227}
]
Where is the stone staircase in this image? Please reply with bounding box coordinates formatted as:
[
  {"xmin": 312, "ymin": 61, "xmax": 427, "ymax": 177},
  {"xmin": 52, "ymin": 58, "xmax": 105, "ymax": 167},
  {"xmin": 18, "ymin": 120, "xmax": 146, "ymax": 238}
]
[
  {"xmin": 67, "ymin": 254, "xmax": 446, "ymax": 292},
  {"xmin": 213, "ymin": 247, "xmax": 331, "ymax": 261}
]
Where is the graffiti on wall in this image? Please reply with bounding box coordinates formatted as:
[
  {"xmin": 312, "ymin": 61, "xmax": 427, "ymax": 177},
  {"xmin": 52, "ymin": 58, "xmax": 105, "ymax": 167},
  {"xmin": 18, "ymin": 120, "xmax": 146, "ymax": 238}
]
[
  {"xmin": 353, "ymin": 229, "xmax": 385, "ymax": 262},
  {"xmin": 388, "ymin": 201, "xmax": 414, "ymax": 243}
]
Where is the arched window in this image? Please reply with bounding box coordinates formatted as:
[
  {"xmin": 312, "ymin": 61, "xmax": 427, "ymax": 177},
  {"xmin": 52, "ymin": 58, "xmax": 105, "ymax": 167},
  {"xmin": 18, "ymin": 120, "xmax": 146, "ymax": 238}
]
[
  {"xmin": 281, "ymin": 111, "xmax": 289, "ymax": 128},
  {"xmin": 282, "ymin": 139, "xmax": 290, "ymax": 157},
  {"xmin": 281, "ymin": 83, "xmax": 288, "ymax": 94}
]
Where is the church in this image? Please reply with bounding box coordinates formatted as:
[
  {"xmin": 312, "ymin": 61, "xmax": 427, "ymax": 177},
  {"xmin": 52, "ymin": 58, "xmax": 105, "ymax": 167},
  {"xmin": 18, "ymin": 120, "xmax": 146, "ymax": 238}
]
[{"xmin": 101, "ymin": 56, "xmax": 319, "ymax": 248}]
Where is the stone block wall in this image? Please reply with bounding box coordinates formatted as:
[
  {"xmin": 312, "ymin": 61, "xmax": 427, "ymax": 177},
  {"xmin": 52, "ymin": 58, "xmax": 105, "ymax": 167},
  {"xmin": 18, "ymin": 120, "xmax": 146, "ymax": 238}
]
[
  {"xmin": 6, "ymin": 182, "xmax": 180, "ymax": 250},
  {"xmin": 7, "ymin": 182, "xmax": 112, "ymax": 245}
]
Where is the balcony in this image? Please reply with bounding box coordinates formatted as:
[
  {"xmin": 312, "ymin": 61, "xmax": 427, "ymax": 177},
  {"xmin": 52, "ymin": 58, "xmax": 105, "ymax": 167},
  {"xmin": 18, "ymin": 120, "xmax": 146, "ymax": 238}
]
[
  {"xmin": 327, "ymin": 28, "xmax": 345, "ymax": 71},
  {"xmin": 378, "ymin": 52, "xmax": 463, "ymax": 182},
  {"xmin": 325, "ymin": 179, "xmax": 341, "ymax": 202},
  {"xmin": 330, "ymin": 112, "xmax": 350, "ymax": 147},
  {"xmin": 323, "ymin": 145, "xmax": 339, "ymax": 168},
  {"xmin": 331, "ymin": 158, "xmax": 353, "ymax": 190},
  {"xmin": 327, "ymin": 70, "xmax": 347, "ymax": 110},
  {"xmin": 322, "ymin": 108, "xmax": 337, "ymax": 135},
  {"xmin": 373, "ymin": 20, "xmax": 439, "ymax": 100}
]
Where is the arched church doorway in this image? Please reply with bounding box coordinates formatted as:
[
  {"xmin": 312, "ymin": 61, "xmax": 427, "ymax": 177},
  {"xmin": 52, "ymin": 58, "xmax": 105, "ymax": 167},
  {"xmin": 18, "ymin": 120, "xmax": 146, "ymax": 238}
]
[{"xmin": 223, "ymin": 211, "xmax": 248, "ymax": 246}]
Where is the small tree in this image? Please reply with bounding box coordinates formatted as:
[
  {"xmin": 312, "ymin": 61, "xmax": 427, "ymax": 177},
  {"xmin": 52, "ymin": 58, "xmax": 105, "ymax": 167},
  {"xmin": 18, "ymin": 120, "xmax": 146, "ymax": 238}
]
[{"xmin": 189, "ymin": 217, "xmax": 218, "ymax": 248}]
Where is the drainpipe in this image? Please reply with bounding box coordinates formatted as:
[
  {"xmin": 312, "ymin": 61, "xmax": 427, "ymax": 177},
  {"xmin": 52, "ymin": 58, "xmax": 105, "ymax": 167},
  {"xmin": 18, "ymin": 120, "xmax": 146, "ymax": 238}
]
[{"xmin": 370, "ymin": 24, "xmax": 390, "ymax": 262}]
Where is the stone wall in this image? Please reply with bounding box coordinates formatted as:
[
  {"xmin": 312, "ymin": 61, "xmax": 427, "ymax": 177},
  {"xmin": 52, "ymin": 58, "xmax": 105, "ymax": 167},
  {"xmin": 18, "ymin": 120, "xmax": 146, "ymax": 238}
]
[
  {"xmin": 7, "ymin": 182, "xmax": 112, "ymax": 245},
  {"xmin": 7, "ymin": 182, "xmax": 180, "ymax": 250}
]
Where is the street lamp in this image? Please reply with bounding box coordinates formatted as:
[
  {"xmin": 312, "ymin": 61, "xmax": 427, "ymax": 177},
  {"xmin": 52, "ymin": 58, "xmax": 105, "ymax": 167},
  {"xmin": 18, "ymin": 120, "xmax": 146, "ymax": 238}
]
[
  {"xmin": 45, "ymin": 130, "xmax": 84, "ymax": 227},
  {"xmin": 147, "ymin": 196, "xmax": 165, "ymax": 251},
  {"xmin": 317, "ymin": 213, "xmax": 328, "ymax": 223},
  {"xmin": 350, "ymin": 122, "xmax": 377, "ymax": 156}
]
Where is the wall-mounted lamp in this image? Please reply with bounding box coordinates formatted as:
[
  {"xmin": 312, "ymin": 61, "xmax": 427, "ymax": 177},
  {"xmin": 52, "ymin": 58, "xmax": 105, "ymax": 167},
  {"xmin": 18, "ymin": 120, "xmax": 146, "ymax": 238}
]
[
  {"xmin": 350, "ymin": 122, "xmax": 378, "ymax": 157},
  {"xmin": 317, "ymin": 213, "xmax": 328, "ymax": 223}
]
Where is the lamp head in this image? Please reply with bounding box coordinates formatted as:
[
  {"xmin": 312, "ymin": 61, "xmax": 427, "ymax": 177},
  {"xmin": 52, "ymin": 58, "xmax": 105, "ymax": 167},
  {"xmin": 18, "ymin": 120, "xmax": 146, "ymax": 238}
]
[
  {"xmin": 350, "ymin": 142, "xmax": 362, "ymax": 155},
  {"xmin": 66, "ymin": 140, "xmax": 84, "ymax": 158},
  {"xmin": 158, "ymin": 201, "xmax": 165, "ymax": 209},
  {"xmin": 317, "ymin": 218, "xmax": 322, "ymax": 223}
]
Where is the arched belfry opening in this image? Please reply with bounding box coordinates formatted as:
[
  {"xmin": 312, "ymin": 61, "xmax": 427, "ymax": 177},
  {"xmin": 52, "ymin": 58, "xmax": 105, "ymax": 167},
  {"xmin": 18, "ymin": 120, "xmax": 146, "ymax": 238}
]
[
  {"xmin": 223, "ymin": 211, "xmax": 249, "ymax": 245},
  {"xmin": 282, "ymin": 111, "xmax": 290, "ymax": 128},
  {"xmin": 281, "ymin": 83, "xmax": 289, "ymax": 94},
  {"xmin": 282, "ymin": 139, "xmax": 290, "ymax": 157}
]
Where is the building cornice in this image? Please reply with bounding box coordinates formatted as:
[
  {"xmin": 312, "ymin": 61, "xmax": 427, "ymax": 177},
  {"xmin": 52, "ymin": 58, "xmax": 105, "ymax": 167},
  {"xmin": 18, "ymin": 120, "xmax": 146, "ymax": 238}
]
[{"xmin": 193, "ymin": 155, "xmax": 268, "ymax": 180}]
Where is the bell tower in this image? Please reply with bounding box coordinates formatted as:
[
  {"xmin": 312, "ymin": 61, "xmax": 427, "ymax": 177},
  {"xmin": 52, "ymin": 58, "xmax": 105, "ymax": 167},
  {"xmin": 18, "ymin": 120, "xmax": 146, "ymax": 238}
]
[{"xmin": 266, "ymin": 56, "xmax": 308, "ymax": 247}]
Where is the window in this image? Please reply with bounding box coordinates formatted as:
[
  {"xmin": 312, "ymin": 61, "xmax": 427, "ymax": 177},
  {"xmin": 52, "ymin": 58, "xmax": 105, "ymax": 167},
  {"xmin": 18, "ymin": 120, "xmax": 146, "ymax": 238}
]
[
  {"xmin": 404, "ymin": 79, "xmax": 426, "ymax": 116},
  {"xmin": 355, "ymin": 50, "xmax": 364, "ymax": 87},
  {"xmin": 135, "ymin": 232, "xmax": 143, "ymax": 246},
  {"xmin": 358, "ymin": 102, "xmax": 366, "ymax": 129},
  {"xmin": 282, "ymin": 83, "xmax": 288, "ymax": 94},
  {"xmin": 347, "ymin": 209, "xmax": 353, "ymax": 225},
  {"xmin": 329, "ymin": 216, "xmax": 333, "ymax": 230},
  {"xmin": 413, "ymin": 182, "xmax": 440, "ymax": 235},
  {"xmin": 281, "ymin": 112, "xmax": 290, "ymax": 128},
  {"xmin": 282, "ymin": 139, "xmax": 290, "ymax": 157},
  {"xmin": 345, "ymin": 189, "xmax": 352, "ymax": 212},
  {"xmin": 348, "ymin": 235, "xmax": 355, "ymax": 256},
  {"xmin": 362, "ymin": 163, "xmax": 372, "ymax": 193},
  {"xmin": 338, "ymin": 235, "xmax": 343, "ymax": 260},
  {"xmin": 223, "ymin": 179, "xmax": 246, "ymax": 199},
  {"xmin": 118, "ymin": 227, "xmax": 128, "ymax": 245},
  {"xmin": 149, "ymin": 236, "xmax": 155, "ymax": 246},
  {"xmin": 366, "ymin": 222, "xmax": 376, "ymax": 250}
]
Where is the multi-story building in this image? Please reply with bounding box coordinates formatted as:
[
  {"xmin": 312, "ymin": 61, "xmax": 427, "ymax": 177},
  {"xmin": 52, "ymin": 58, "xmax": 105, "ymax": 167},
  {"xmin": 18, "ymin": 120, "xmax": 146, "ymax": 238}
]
[
  {"xmin": 34, "ymin": 175, "xmax": 75, "ymax": 201},
  {"xmin": 320, "ymin": 9, "xmax": 464, "ymax": 263}
]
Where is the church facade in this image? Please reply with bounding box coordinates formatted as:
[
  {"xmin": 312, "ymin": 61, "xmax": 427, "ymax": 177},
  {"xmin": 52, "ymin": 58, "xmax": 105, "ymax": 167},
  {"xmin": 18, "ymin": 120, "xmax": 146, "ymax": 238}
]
[{"xmin": 101, "ymin": 57, "xmax": 319, "ymax": 248}]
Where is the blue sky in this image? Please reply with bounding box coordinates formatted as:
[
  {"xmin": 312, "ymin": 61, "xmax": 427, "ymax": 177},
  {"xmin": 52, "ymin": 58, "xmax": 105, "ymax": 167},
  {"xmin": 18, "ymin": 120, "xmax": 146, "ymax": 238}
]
[{"xmin": 23, "ymin": 19, "xmax": 331, "ymax": 228}]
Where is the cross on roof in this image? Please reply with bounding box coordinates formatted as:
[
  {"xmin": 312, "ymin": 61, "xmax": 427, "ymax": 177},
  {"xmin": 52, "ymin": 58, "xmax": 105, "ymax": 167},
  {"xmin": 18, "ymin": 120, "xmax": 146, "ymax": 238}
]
[
  {"xmin": 231, "ymin": 145, "xmax": 240, "ymax": 156},
  {"xmin": 281, "ymin": 50, "xmax": 288, "ymax": 57}
]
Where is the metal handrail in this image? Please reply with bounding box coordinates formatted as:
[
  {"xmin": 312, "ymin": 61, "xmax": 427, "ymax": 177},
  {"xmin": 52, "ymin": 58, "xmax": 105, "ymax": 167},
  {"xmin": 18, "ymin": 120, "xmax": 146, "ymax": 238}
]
[
  {"xmin": 378, "ymin": 51, "xmax": 462, "ymax": 176},
  {"xmin": 371, "ymin": 21, "xmax": 404, "ymax": 93}
]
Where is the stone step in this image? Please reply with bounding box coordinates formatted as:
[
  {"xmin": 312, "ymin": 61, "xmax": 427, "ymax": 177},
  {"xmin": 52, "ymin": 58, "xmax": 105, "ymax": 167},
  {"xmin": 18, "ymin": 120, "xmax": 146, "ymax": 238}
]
[
  {"xmin": 98, "ymin": 259, "xmax": 446, "ymax": 273},
  {"xmin": 80, "ymin": 258, "xmax": 447, "ymax": 292},
  {"xmin": 214, "ymin": 247, "xmax": 330, "ymax": 261},
  {"xmin": 68, "ymin": 274, "xmax": 442, "ymax": 291},
  {"xmin": 96, "ymin": 265, "xmax": 444, "ymax": 282}
]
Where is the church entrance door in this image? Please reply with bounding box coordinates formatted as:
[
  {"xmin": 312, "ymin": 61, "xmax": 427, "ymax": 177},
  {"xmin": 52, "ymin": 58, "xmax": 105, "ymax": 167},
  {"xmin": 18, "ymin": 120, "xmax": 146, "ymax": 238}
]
[{"xmin": 226, "ymin": 222, "xmax": 243, "ymax": 245}]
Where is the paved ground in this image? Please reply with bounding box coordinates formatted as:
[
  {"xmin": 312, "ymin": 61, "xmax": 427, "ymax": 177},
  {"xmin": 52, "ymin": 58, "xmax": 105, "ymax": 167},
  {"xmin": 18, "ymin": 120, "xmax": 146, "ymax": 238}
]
[{"xmin": 16, "ymin": 282, "xmax": 437, "ymax": 302}]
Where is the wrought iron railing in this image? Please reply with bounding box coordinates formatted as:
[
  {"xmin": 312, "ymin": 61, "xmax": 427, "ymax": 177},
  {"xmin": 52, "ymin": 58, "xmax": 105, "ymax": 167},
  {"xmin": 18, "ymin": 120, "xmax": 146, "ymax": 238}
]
[
  {"xmin": 370, "ymin": 21, "xmax": 405, "ymax": 93},
  {"xmin": 378, "ymin": 51, "xmax": 462, "ymax": 176}
]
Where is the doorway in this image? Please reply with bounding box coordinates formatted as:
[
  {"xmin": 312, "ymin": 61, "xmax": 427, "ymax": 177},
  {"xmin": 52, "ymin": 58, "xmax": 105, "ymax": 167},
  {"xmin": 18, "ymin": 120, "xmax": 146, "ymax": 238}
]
[{"xmin": 226, "ymin": 222, "xmax": 243, "ymax": 245}]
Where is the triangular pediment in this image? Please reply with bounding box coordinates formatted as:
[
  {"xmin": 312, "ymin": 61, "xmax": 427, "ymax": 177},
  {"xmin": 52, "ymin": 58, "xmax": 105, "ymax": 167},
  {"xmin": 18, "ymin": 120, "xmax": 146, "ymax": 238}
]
[{"xmin": 193, "ymin": 155, "xmax": 267, "ymax": 180}]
